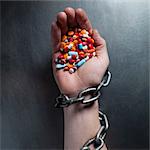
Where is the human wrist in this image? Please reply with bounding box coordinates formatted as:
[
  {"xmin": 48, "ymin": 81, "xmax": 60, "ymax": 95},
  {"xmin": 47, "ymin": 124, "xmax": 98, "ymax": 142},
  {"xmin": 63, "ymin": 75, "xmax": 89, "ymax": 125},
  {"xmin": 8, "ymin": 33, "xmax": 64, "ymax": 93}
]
[{"xmin": 63, "ymin": 100, "xmax": 101, "ymax": 149}]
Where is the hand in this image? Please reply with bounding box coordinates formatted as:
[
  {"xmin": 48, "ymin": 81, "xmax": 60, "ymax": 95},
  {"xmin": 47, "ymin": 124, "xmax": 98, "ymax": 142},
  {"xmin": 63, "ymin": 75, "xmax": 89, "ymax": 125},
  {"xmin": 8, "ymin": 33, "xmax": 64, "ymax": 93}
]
[{"xmin": 51, "ymin": 7, "xmax": 109, "ymax": 97}]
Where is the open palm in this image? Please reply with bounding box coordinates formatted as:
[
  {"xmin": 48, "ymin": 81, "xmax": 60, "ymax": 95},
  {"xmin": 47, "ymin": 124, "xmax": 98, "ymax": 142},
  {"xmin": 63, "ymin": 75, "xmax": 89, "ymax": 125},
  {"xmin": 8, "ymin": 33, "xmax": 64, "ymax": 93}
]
[{"xmin": 51, "ymin": 8, "xmax": 109, "ymax": 97}]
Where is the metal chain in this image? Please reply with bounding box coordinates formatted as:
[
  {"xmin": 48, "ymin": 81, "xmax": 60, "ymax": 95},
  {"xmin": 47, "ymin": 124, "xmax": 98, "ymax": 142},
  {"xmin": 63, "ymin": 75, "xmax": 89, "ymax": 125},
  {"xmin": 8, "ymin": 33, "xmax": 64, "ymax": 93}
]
[
  {"xmin": 55, "ymin": 70, "xmax": 111, "ymax": 107},
  {"xmin": 81, "ymin": 111, "xmax": 109, "ymax": 150},
  {"xmin": 55, "ymin": 70, "xmax": 111, "ymax": 150}
]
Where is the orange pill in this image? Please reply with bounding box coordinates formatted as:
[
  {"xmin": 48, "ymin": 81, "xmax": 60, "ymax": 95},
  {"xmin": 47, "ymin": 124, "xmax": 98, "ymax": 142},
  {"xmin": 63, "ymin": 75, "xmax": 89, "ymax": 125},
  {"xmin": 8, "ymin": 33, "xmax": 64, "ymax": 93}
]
[
  {"xmin": 62, "ymin": 35, "xmax": 67, "ymax": 41},
  {"xmin": 81, "ymin": 29, "xmax": 87, "ymax": 34},
  {"xmin": 64, "ymin": 66, "xmax": 69, "ymax": 71},
  {"xmin": 67, "ymin": 64, "xmax": 74, "ymax": 68},
  {"xmin": 60, "ymin": 42, "xmax": 65, "ymax": 49},
  {"xmin": 87, "ymin": 49, "xmax": 95, "ymax": 53},
  {"xmin": 73, "ymin": 40, "xmax": 78, "ymax": 44},
  {"xmin": 71, "ymin": 46, "xmax": 76, "ymax": 51},
  {"xmin": 63, "ymin": 53, "xmax": 68, "ymax": 59},
  {"xmin": 68, "ymin": 31, "xmax": 74, "ymax": 36},
  {"xmin": 91, "ymin": 39, "xmax": 94, "ymax": 44},
  {"xmin": 79, "ymin": 51, "xmax": 84, "ymax": 55}
]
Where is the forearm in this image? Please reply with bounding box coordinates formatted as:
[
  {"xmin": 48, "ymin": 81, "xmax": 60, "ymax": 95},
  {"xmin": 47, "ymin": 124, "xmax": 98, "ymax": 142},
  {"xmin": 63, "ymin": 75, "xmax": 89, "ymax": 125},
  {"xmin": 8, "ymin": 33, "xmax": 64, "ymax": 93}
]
[{"xmin": 63, "ymin": 100, "xmax": 107, "ymax": 150}]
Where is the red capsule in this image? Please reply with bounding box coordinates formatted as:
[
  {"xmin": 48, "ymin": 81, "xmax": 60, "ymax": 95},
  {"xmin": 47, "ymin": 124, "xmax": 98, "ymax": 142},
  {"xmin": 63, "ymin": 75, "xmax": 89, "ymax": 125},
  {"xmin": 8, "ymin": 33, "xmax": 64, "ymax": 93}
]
[
  {"xmin": 69, "ymin": 59, "xmax": 75, "ymax": 64},
  {"xmin": 72, "ymin": 55, "xmax": 77, "ymax": 60},
  {"xmin": 88, "ymin": 44, "xmax": 94, "ymax": 49},
  {"xmin": 68, "ymin": 37, "xmax": 73, "ymax": 42},
  {"xmin": 78, "ymin": 39, "xmax": 82, "ymax": 43},
  {"xmin": 79, "ymin": 54, "xmax": 85, "ymax": 59},
  {"xmin": 64, "ymin": 45, "xmax": 69, "ymax": 53},
  {"xmin": 58, "ymin": 54, "xmax": 64, "ymax": 59},
  {"xmin": 89, "ymin": 53, "xmax": 93, "ymax": 58}
]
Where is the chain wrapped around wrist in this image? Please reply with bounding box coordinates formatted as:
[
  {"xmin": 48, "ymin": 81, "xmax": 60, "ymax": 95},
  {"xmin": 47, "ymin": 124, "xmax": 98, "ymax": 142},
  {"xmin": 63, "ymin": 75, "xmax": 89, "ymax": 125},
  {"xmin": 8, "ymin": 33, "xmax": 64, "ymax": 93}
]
[{"xmin": 55, "ymin": 70, "xmax": 112, "ymax": 150}]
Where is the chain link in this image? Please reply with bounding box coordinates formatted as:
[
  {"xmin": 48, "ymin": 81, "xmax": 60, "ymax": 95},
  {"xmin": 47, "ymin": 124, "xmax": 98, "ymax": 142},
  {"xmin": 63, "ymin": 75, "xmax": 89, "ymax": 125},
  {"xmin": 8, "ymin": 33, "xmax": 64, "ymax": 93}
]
[
  {"xmin": 55, "ymin": 70, "xmax": 111, "ymax": 107},
  {"xmin": 81, "ymin": 111, "xmax": 109, "ymax": 150}
]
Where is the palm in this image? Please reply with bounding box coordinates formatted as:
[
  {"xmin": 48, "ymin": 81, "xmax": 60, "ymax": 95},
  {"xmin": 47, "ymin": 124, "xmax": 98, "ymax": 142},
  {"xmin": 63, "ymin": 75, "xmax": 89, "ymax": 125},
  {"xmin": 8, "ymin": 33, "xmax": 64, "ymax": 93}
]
[{"xmin": 51, "ymin": 8, "xmax": 109, "ymax": 97}]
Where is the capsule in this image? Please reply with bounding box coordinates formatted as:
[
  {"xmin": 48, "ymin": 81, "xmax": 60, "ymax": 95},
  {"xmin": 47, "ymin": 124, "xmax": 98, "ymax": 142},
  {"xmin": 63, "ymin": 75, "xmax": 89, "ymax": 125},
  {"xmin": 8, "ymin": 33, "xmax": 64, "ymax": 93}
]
[
  {"xmin": 78, "ymin": 43, "xmax": 83, "ymax": 50},
  {"xmin": 68, "ymin": 31, "xmax": 74, "ymax": 36},
  {"xmin": 68, "ymin": 51, "xmax": 78, "ymax": 56},
  {"xmin": 69, "ymin": 68, "xmax": 75, "ymax": 74},
  {"xmin": 56, "ymin": 64, "xmax": 66, "ymax": 69},
  {"xmin": 76, "ymin": 59, "xmax": 86, "ymax": 67}
]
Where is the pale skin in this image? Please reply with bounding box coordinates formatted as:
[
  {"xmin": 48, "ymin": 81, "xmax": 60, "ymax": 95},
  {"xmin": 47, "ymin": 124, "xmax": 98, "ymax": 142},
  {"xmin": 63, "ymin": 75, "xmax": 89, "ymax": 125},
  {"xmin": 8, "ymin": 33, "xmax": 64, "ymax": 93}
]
[{"xmin": 51, "ymin": 7, "xmax": 109, "ymax": 150}]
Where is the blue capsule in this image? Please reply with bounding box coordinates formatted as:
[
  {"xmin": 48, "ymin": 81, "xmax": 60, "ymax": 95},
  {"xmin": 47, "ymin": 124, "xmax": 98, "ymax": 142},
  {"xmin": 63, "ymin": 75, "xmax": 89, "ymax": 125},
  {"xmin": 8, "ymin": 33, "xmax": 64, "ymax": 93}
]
[
  {"xmin": 78, "ymin": 43, "xmax": 83, "ymax": 50},
  {"xmin": 68, "ymin": 51, "xmax": 78, "ymax": 56},
  {"xmin": 76, "ymin": 59, "xmax": 86, "ymax": 67},
  {"xmin": 56, "ymin": 64, "xmax": 66, "ymax": 69}
]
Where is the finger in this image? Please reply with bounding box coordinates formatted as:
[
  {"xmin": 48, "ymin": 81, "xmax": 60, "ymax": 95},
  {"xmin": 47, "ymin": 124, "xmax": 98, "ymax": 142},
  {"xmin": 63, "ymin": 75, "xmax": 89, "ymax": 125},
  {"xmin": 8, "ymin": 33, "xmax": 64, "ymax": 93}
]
[
  {"xmin": 92, "ymin": 29, "xmax": 108, "ymax": 58},
  {"xmin": 51, "ymin": 21, "xmax": 61, "ymax": 53},
  {"xmin": 93, "ymin": 29, "xmax": 106, "ymax": 47},
  {"xmin": 64, "ymin": 7, "xmax": 77, "ymax": 28},
  {"xmin": 75, "ymin": 8, "xmax": 92, "ymax": 34},
  {"xmin": 57, "ymin": 12, "xmax": 68, "ymax": 35}
]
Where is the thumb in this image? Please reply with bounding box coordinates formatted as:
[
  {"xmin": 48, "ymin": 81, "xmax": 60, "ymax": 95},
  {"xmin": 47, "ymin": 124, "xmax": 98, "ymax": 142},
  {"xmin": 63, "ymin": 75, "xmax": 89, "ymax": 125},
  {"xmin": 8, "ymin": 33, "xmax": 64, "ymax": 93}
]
[{"xmin": 92, "ymin": 29, "xmax": 108, "ymax": 59}]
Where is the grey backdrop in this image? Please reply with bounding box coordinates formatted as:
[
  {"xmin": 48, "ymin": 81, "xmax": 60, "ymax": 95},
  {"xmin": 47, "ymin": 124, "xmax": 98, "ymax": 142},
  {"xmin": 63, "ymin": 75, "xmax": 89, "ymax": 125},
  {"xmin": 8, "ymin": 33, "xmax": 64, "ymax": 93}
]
[{"xmin": 1, "ymin": 1, "xmax": 149, "ymax": 150}]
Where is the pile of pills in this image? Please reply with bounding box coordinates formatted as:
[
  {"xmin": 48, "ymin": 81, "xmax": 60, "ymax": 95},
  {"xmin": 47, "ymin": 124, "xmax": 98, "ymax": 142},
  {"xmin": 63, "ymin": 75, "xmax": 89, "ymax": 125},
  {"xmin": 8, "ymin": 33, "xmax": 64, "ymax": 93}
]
[{"xmin": 55, "ymin": 28, "xmax": 96, "ymax": 74}]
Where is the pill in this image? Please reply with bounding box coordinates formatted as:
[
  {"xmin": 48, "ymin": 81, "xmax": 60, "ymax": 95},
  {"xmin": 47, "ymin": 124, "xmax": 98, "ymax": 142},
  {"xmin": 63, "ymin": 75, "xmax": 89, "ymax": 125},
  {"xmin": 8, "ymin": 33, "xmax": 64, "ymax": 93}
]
[
  {"xmin": 82, "ymin": 34, "xmax": 89, "ymax": 38},
  {"xmin": 62, "ymin": 35, "xmax": 67, "ymax": 41},
  {"xmin": 87, "ymin": 49, "xmax": 95, "ymax": 53},
  {"xmin": 71, "ymin": 46, "xmax": 76, "ymax": 51},
  {"xmin": 66, "ymin": 56, "xmax": 72, "ymax": 60},
  {"xmin": 64, "ymin": 53, "xmax": 68, "ymax": 59},
  {"xmin": 69, "ymin": 59, "xmax": 75, "ymax": 64},
  {"xmin": 72, "ymin": 55, "xmax": 77, "ymax": 60},
  {"xmin": 79, "ymin": 51, "xmax": 84, "ymax": 55},
  {"xmin": 93, "ymin": 52, "xmax": 96, "ymax": 56},
  {"xmin": 78, "ymin": 43, "xmax": 83, "ymax": 50},
  {"xmin": 69, "ymin": 68, "xmax": 74, "ymax": 74},
  {"xmin": 56, "ymin": 64, "xmax": 66, "ymax": 69},
  {"xmin": 88, "ymin": 44, "xmax": 94, "ymax": 49},
  {"xmin": 68, "ymin": 31, "xmax": 74, "ymax": 36},
  {"xmin": 67, "ymin": 64, "xmax": 74, "ymax": 68},
  {"xmin": 64, "ymin": 66, "xmax": 69, "ymax": 71},
  {"xmin": 85, "ymin": 56, "xmax": 89, "ymax": 61},
  {"xmin": 68, "ymin": 51, "xmax": 78, "ymax": 56},
  {"xmin": 55, "ymin": 58, "xmax": 58, "ymax": 63},
  {"xmin": 58, "ymin": 54, "xmax": 64, "ymax": 59},
  {"xmin": 76, "ymin": 59, "xmax": 86, "ymax": 67},
  {"xmin": 79, "ymin": 54, "xmax": 85, "ymax": 59},
  {"xmin": 83, "ymin": 45, "xmax": 88, "ymax": 50}
]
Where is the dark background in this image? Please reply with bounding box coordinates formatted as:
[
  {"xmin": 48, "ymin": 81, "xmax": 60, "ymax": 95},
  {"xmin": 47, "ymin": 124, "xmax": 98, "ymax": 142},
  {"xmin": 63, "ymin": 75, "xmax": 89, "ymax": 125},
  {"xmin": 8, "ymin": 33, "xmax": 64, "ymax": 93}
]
[{"xmin": 1, "ymin": 1, "xmax": 149, "ymax": 150}]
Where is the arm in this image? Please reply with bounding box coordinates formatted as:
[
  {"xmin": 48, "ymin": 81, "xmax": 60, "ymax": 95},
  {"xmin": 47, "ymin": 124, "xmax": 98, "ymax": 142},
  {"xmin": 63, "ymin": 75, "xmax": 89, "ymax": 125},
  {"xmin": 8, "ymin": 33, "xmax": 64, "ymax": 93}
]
[
  {"xmin": 64, "ymin": 101, "xmax": 107, "ymax": 150},
  {"xmin": 51, "ymin": 7, "xmax": 109, "ymax": 150}
]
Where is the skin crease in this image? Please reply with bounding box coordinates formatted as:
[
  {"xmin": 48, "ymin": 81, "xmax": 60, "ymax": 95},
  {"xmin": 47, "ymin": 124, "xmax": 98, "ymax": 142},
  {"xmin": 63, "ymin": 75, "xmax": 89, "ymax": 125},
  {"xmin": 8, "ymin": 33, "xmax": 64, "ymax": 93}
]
[{"xmin": 51, "ymin": 7, "xmax": 109, "ymax": 150}]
